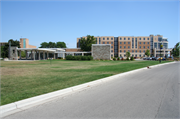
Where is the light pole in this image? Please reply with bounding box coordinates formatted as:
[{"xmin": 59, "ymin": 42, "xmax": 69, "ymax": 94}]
[{"xmin": 159, "ymin": 43, "xmax": 163, "ymax": 63}]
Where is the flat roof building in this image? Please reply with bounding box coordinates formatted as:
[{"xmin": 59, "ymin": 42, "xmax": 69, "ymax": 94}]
[{"xmin": 77, "ymin": 35, "xmax": 171, "ymax": 58}]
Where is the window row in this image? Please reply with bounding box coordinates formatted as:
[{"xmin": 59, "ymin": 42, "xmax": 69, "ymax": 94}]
[
  {"xmin": 120, "ymin": 37, "xmax": 150, "ymax": 40},
  {"xmin": 139, "ymin": 42, "xmax": 149, "ymax": 44},
  {"xmin": 120, "ymin": 42, "xmax": 130, "ymax": 44},
  {"xmin": 119, "ymin": 50, "xmax": 146, "ymax": 53},
  {"xmin": 119, "ymin": 46, "xmax": 149, "ymax": 49},
  {"xmin": 99, "ymin": 38, "xmax": 114, "ymax": 40},
  {"xmin": 120, "ymin": 54, "xmax": 145, "ymax": 57},
  {"xmin": 102, "ymin": 42, "xmax": 113, "ymax": 44}
]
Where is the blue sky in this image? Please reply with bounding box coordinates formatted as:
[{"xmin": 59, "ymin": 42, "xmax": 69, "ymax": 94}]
[{"xmin": 1, "ymin": 0, "xmax": 179, "ymax": 48}]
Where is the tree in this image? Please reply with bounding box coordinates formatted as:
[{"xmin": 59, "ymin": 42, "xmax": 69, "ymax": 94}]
[
  {"xmin": 21, "ymin": 51, "xmax": 26, "ymax": 57},
  {"xmin": 80, "ymin": 35, "xmax": 96, "ymax": 51},
  {"xmin": 39, "ymin": 41, "xmax": 67, "ymax": 48},
  {"xmin": 1, "ymin": 39, "xmax": 20, "ymax": 58},
  {"xmin": 145, "ymin": 49, "xmax": 150, "ymax": 57},
  {"xmin": 56, "ymin": 42, "xmax": 67, "ymax": 48},
  {"xmin": 126, "ymin": 51, "xmax": 130, "ymax": 58},
  {"xmin": 172, "ymin": 42, "xmax": 179, "ymax": 57}
]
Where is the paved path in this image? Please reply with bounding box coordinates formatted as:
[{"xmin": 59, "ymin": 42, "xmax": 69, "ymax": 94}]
[{"xmin": 3, "ymin": 62, "xmax": 180, "ymax": 119}]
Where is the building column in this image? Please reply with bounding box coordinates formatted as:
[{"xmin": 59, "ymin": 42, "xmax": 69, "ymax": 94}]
[
  {"xmin": 38, "ymin": 51, "xmax": 41, "ymax": 60},
  {"xmin": 63, "ymin": 53, "xmax": 65, "ymax": 59},
  {"xmin": 19, "ymin": 50, "xmax": 21, "ymax": 60},
  {"xmin": 82, "ymin": 53, "xmax": 84, "ymax": 56},
  {"xmin": 47, "ymin": 52, "xmax": 49, "ymax": 59},
  {"xmin": 15, "ymin": 47, "xmax": 18, "ymax": 60},
  {"xmin": 43, "ymin": 52, "xmax": 45, "ymax": 60},
  {"xmin": 54, "ymin": 53, "xmax": 56, "ymax": 59},
  {"xmin": 33, "ymin": 51, "xmax": 35, "ymax": 60},
  {"xmin": 26, "ymin": 50, "xmax": 28, "ymax": 60},
  {"xmin": 154, "ymin": 48, "xmax": 156, "ymax": 57},
  {"xmin": 31, "ymin": 51, "xmax": 33, "ymax": 60}
]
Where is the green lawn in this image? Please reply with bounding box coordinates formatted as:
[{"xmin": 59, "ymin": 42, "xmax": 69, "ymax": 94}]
[{"xmin": 1, "ymin": 60, "xmax": 171, "ymax": 105}]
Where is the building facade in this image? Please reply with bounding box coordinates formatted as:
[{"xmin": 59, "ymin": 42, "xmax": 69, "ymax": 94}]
[
  {"xmin": 20, "ymin": 38, "xmax": 36, "ymax": 48},
  {"xmin": 77, "ymin": 35, "xmax": 171, "ymax": 58}
]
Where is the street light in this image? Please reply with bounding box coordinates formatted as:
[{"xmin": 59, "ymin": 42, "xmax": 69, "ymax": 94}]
[{"xmin": 159, "ymin": 43, "xmax": 163, "ymax": 63}]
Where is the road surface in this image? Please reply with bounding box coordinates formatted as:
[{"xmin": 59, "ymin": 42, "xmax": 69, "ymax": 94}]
[{"xmin": 3, "ymin": 62, "xmax": 180, "ymax": 119}]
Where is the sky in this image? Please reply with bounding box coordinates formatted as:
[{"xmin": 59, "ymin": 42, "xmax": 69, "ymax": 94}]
[{"xmin": 1, "ymin": 0, "xmax": 179, "ymax": 48}]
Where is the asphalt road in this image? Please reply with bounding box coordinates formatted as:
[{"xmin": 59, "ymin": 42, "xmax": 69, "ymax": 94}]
[{"xmin": 3, "ymin": 62, "xmax": 180, "ymax": 119}]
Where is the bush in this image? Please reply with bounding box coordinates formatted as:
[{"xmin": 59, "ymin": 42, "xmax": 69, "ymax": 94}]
[
  {"xmin": 66, "ymin": 55, "xmax": 93, "ymax": 61},
  {"xmin": 126, "ymin": 57, "xmax": 129, "ymax": 61},
  {"xmin": 130, "ymin": 57, "xmax": 134, "ymax": 61},
  {"xmin": 121, "ymin": 57, "xmax": 124, "ymax": 61},
  {"xmin": 117, "ymin": 57, "xmax": 120, "ymax": 61},
  {"xmin": 113, "ymin": 57, "xmax": 116, "ymax": 61}
]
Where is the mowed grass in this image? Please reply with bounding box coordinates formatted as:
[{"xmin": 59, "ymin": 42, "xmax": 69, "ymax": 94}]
[{"xmin": 1, "ymin": 60, "xmax": 171, "ymax": 105}]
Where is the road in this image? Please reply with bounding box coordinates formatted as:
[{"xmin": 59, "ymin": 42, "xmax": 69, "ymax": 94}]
[{"xmin": 3, "ymin": 62, "xmax": 180, "ymax": 119}]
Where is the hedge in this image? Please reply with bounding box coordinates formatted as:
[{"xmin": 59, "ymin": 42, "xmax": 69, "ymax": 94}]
[{"xmin": 66, "ymin": 55, "xmax": 93, "ymax": 60}]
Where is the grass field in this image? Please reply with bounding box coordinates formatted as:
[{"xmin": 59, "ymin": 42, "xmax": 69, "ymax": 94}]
[{"xmin": 0, "ymin": 60, "xmax": 171, "ymax": 105}]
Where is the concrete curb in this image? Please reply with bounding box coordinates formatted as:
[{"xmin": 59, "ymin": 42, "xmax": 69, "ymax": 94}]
[{"xmin": 0, "ymin": 61, "xmax": 176, "ymax": 117}]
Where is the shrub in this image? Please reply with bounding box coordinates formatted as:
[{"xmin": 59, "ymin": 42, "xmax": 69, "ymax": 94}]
[
  {"xmin": 126, "ymin": 57, "xmax": 129, "ymax": 61},
  {"xmin": 130, "ymin": 57, "xmax": 134, "ymax": 61},
  {"xmin": 117, "ymin": 57, "xmax": 120, "ymax": 61},
  {"xmin": 113, "ymin": 57, "xmax": 116, "ymax": 61},
  {"xmin": 121, "ymin": 57, "xmax": 124, "ymax": 61},
  {"xmin": 66, "ymin": 56, "xmax": 93, "ymax": 61}
]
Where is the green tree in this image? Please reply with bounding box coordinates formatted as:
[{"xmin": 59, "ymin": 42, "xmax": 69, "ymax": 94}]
[
  {"xmin": 80, "ymin": 35, "xmax": 96, "ymax": 51},
  {"xmin": 56, "ymin": 42, "xmax": 67, "ymax": 48},
  {"xmin": 21, "ymin": 51, "xmax": 26, "ymax": 57},
  {"xmin": 172, "ymin": 42, "xmax": 179, "ymax": 57},
  {"xmin": 145, "ymin": 49, "xmax": 150, "ymax": 57},
  {"xmin": 126, "ymin": 51, "xmax": 130, "ymax": 58},
  {"xmin": 39, "ymin": 42, "xmax": 49, "ymax": 48}
]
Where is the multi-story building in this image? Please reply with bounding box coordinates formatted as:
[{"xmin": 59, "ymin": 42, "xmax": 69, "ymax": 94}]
[
  {"xmin": 77, "ymin": 35, "xmax": 171, "ymax": 58},
  {"xmin": 20, "ymin": 38, "xmax": 36, "ymax": 48}
]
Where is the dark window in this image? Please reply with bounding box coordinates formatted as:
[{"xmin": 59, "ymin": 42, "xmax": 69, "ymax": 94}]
[
  {"xmin": 143, "ymin": 38, "xmax": 145, "ymax": 40},
  {"xmin": 124, "ymin": 50, "xmax": 126, "ymax": 53},
  {"xmin": 111, "ymin": 50, "xmax": 113, "ymax": 52},
  {"xmin": 128, "ymin": 46, "xmax": 130, "ymax": 48},
  {"xmin": 111, "ymin": 46, "xmax": 113, "ymax": 48},
  {"xmin": 120, "ymin": 50, "xmax": 122, "ymax": 52},
  {"xmin": 107, "ymin": 38, "xmax": 109, "ymax": 40},
  {"xmin": 147, "ymin": 42, "xmax": 149, "ymax": 44},
  {"xmin": 128, "ymin": 42, "xmax": 130, "ymax": 44},
  {"xmin": 111, "ymin": 42, "xmax": 113, "ymax": 44},
  {"xmin": 135, "ymin": 50, "xmax": 137, "ymax": 53},
  {"xmin": 139, "ymin": 46, "xmax": 141, "ymax": 48},
  {"xmin": 132, "ymin": 50, "xmax": 134, "ymax": 53},
  {"xmin": 147, "ymin": 46, "xmax": 149, "ymax": 49},
  {"xmin": 103, "ymin": 38, "xmax": 105, "ymax": 40},
  {"xmin": 120, "ymin": 42, "xmax": 122, "ymax": 44},
  {"xmin": 120, "ymin": 38, "xmax": 122, "ymax": 40},
  {"xmin": 144, "ymin": 42, "xmax": 145, "ymax": 44},
  {"xmin": 111, "ymin": 38, "xmax": 113, "ymax": 40},
  {"xmin": 103, "ymin": 42, "xmax": 105, "ymax": 44},
  {"xmin": 139, "ymin": 42, "xmax": 141, "ymax": 44},
  {"xmin": 128, "ymin": 38, "xmax": 130, "ymax": 40},
  {"xmin": 139, "ymin": 38, "xmax": 141, "ymax": 40},
  {"xmin": 124, "ymin": 42, "xmax": 126, "ymax": 44},
  {"xmin": 143, "ymin": 46, "xmax": 145, "ymax": 48},
  {"xmin": 120, "ymin": 46, "xmax": 122, "ymax": 48},
  {"xmin": 124, "ymin": 46, "xmax": 126, "ymax": 48},
  {"xmin": 124, "ymin": 38, "xmax": 126, "ymax": 40},
  {"xmin": 107, "ymin": 42, "xmax": 109, "ymax": 44},
  {"xmin": 139, "ymin": 50, "xmax": 141, "ymax": 53},
  {"xmin": 147, "ymin": 38, "xmax": 149, "ymax": 40},
  {"xmin": 139, "ymin": 54, "xmax": 141, "ymax": 57}
]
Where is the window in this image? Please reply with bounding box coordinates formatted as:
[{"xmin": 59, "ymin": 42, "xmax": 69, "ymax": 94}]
[
  {"xmin": 111, "ymin": 54, "xmax": 113, "ymax": 57},
  {"xmin": 111, "ymin": 42, "xmax": 113, "ymax": 44},
  {"xmin": 120, "ymin": 46, "xmax": 122, "ymax": 48},
  {"xmin": 132, "ymin": 54, "xmax": 134, "ymax": 57},
  {"xmin": 120, "ymin": 42, "xmax": 122, "ymax": 44},
  {"xmin": 144, "ymin": 42, "xmax": 145, "ymax": 44},
  {"xmin": 103, "ymin": 42, "xmax": 105, "ymax": 44},
  {"xmin": 124, "ymin": 54, "xmax": 126, "ymax": 57},
  {"xmin": 128, "ymin": 42, "xmax": 130, "ymax": 44},
  {"xmin": 135, "ymin": 54, "xmax": 137, "ymax": 57},
  {"xmin": 139, "ymin": 50, "xmax": 141, "ymax": 53},
  {"xmin": 139, "ymin": 54, "xmax": 141, "ymax": 57},
  {"xmin": 143, "ymin": 50, "xmax": 145, "ymax": 53},
  {"xmin": 147, "ymin": 46, "xmax": 149, "ymax": 49},
  {"xmin": 111, "ymin": 46, "xmax": 113, "ymax": 48},
  {"xmin": 124, "ymin": 46, "xmax": 126, "ymax": 48},
  {"xmin": 107, "ymin": 42, "xmax": 109, "ymax": 44},
  {"xmin": 124, "ymin": 42, "xmax": 126, "ymax": 44},
  {"xmin": 124, "ymin": 38, "xmax": 126, "ymax": 40},
  {"xmin": 139, "ymin": 42, "xmax": 141, "ymax": 44},
  {"xmin": 135, "ymin": 50, "xmax": 137, "ymax": 53},
  {"xmin": 111, "ymin": 50, "xmax": 113, "ymax": 52},
  {"xmin": 120, "ymin": 50, "xmax": 122, "ymax": 52},
  {"xmin": 124, "ymin": 50, "xmax": 126, "ymax": 53},
  {"xmin": 107, "ymin": 38, "xmax": 109, "ymax": 40},
  {"xmin": 132, "ymin": 50, "xmax": 134, "ymax": 53},
  {"xmin": 139, "ymin": 46, "xmax": 141, "ymax": 48},
  {"xmin": 120, "ymin": 38, "xmax": 122, "ymax": 40},
  {"xmin": 143, "ymin": 46, "xmax": 145, "ymax": 48},
  {"xmin": 147, "ymin": 38, "xmax": 149, "ymax": 40},
  {"xmin": 128, "ymin": 46, "xmax": 130, "ymax": 48},
  {"xmin": 103, "ymin": 38, "xmax": 105, "ymax": 40},
  {"xmin": 128, "ymin": 50, "xmax": 130, "ymax": 52},
  {"xmin": 143, "ymin": 38, "xmax": 145, "ymax": 40},
  {"xmin": 111, "ymin": 38, "xmax": 113, "ymax": 40},
  {"xmin": 147, "ymin": 42, "xmax": 149, "ymax": 44},
  {"xmin": 96, "ymin": 38, "xmax": 97, "ymax": 40},
  {"xmin": 139, "ymin": 38, "xmax": 141, "ymax": 40},
  {"xmin": 128, "ymin": 38, "xmax": 130, "ymax": 40}
]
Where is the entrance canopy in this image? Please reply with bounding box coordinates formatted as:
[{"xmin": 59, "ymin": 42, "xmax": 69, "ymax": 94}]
[{"xmin": 17, "ymin": 48, "xmax": 65, "ymax": 52}]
